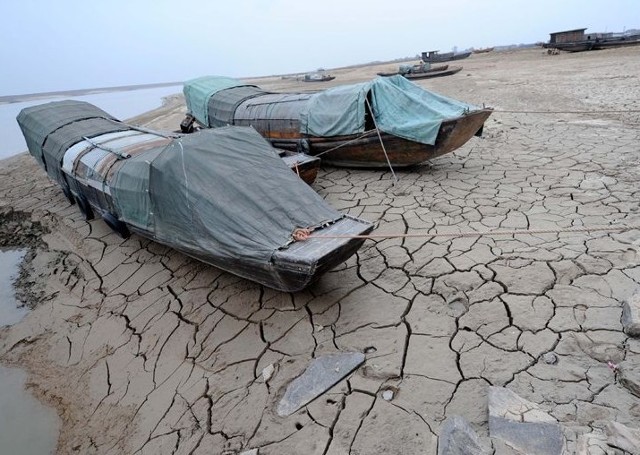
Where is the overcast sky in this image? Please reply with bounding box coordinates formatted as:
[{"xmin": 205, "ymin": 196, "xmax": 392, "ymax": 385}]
[{"xmin": 1, "ymin": 0, "xmax": 638, "ymax": 95}]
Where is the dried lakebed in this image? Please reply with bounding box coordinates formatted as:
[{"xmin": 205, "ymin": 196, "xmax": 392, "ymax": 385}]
[{"xmin": 1, "ymin": 47, "xmax": 640, "ymax": 453}]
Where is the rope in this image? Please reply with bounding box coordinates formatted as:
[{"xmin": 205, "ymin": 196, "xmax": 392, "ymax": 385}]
[
  {"xmin": 302, "ymin": 224, "xmax": 640, "ymax": 241},
  {"xmin": 365, "ymin": 97, "xmax": 399, "ymax": 185},
  {"xmin": 494, "ymin": 109, "xmax": 640, "ymax": 114}
]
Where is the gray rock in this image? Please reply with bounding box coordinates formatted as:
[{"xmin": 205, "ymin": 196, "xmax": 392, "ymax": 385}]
[
  {"xmin": 622, "ymin": 291, "xmax": 640, "ymax": 337},
  {"xmin": 489, "ymin": 417, "xmax": 564, "ymax": 455},
  {"xmin": 437, "ymin": 415, "xmax": 488, "ymax": 455},
  {"xmin": 488, "ymin": 386, "xmax": 564, "ymax": 455},
  {"xmin": 605, "ymin": 421, "xmax": 640, "ymax": 455},
  {"xmin": 576, "ymin": 431, "xmax": 610, "ymax": 455},
  {"xmin": 618, "ymin": 361, "xmax": 640, "ymax": 398},
  {"xmin": 277, "ymin": 352, "xmax": 364, "ymax": 416},
  {"xmin": 542, "ymin": 352, "xmax": 558, "ymax": 365}
]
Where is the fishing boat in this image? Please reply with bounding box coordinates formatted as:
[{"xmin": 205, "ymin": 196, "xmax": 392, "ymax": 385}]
[
  {"xmin": 16, "ymin": 100, "xmax": 373, "ymax": 292},
  {"xmin": 180, "ymin": 75, "xmax": 492, "ymax": 168},
  {"xmin": 472, "ymin": 47, "xmax": 494, "ymax": 54},
  {"xmin": 379, "ymin": 66, "xmax": 462, "ymax": 80},
  {"xmin": 421, "ymin": 50, "xmax": 472, "ymax": 63},
  {"xmin": 377, "ymin": 63, "xmax": 448, "ymax": 77},
  {"xmin": 301, "ymin": 73, "xmax": 336, "ymax": 82}
]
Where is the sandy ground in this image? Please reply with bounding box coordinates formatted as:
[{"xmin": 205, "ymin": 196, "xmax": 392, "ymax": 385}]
[{"xmin": 1, "ymin": 46, "xmax": 640, "ymax": 454}]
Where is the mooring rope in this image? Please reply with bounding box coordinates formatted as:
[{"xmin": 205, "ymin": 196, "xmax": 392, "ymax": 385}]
[
  {"xmin": 365, "ymin": 97, "xmax": 399, "ymax": 185},
  {"xmin": 292, "ymin": 224, "xmax": 640, "ymax": 242},
  {"xmin": 494, "ymin": 109, "xmax": 640, "ymax": 114},
  {"xmin": 311, "ymin": 130, "xmax": 378, "ymax": 158}
]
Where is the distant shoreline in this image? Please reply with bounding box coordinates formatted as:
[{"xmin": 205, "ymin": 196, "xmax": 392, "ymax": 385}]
[{"xmin": 0, "ymin": 81, "xmax": 182, "ymax": 104}]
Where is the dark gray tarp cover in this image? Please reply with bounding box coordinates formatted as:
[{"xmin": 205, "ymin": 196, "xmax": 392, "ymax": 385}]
[
  {"xmin": 16, "ymin": 100, "xmax": 124, "ymax": 184},
  {"xmin": 115, "ymin": 126, "xmax": 342, "ymax": 264}
]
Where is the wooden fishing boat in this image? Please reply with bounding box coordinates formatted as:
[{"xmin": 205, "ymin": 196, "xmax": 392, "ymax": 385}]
[
  {"xmin": 377, "ymin": 64, "xmax": 448, "ymax": 77},
  {"xmin": 301, "ymin": 73, "xmax": 335, "ymax": 82},
  {"xmin": 473, "ymin": 47, "xmax": 494, "ymax": 54},
  {"xmin": 421, "ymin": 50, "xmax": 472, "ymax": 63},
  {"xmin": 401, "ymin": 66, "xmax": 462, "ymax": 80},
  {"xmin": 17, "ymin": 100, "xmax": 373, "ymax": 292},
  {"xmin": 181, "ymin": 75, "xmax": 492, "ymax": 168}
]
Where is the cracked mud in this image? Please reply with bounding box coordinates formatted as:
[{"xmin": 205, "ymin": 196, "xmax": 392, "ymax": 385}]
[{"xmin": 1, "ymin": 47, "xmax": 640, "ymax": 454}]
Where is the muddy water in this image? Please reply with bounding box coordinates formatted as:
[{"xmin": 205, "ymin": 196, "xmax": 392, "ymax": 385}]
[{"xmin": 0, "ymin": 249, "xmax": 60, "ymax": 454}]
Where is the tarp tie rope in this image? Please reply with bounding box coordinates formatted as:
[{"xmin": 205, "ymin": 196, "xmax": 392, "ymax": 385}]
[
  {"xmin": 82, "ymin": 136, "xmax": 130, "ymax": 159},
  {"xmin": 365, "ymin": 97, "xmax": 399, "ymax": 185},
  {"xmin": 292, "ymin": 224, "xmax": 640, "ymax": 242},
  {"xmin": 292, "ymin": 228, "xmax": 312, "ymax": 241}
]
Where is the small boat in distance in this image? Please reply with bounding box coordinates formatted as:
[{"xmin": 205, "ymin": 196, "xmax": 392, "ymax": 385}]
[
  {"xmin": 472, "ymin": 47, "xmax": 494, "ymax": 54},
  {"xmin": 421, "ymin": 50, "xmax": 472, "ymax": 63},
  {"xmin": 180, "ymin": 75, "xmax": 492, "ymax": 168},
  {"xmin": 301, "ymin": 72, "xmax": 335, "ymax": 82},
  {"xmin": 17, "ymin": 100, "xmax": 373, "ymax": 292},
  {"xmin": 378, "ymin": 63, "xmax": 462, "ymax": 80}
]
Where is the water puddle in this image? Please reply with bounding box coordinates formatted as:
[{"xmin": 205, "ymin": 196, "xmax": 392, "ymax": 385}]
[
  {"xmin": 0, "ymin": 248, "xmax": 61, "ymax": 454},
  {"xmin": 0, "ymin": 365, "xmax": 61, "ymax": 454}
]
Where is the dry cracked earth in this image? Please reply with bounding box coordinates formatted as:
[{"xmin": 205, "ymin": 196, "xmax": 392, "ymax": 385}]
[{"xmin": 1, "ymin": 47, "xmax": 640, "ymax": 454}]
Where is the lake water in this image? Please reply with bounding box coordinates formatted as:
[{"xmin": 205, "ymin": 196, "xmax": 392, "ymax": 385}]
[
  {"xmin": 0, "ymin": 249, "xmax": 61, "ymax": 454},
  {"xmin": 0, "ymin": 85, "xmax": 181, "ymax": 160}
]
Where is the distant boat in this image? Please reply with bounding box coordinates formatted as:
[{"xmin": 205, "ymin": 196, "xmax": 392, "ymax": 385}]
[
  {"xmin": 301, "ymin": 73, "xmax": 335, "ymax": 82},
  {"xmin": 16, "ymin": 100, "xmax": 373, "ymax": 292},
  {"xmin": 379, "ymin": 65, "xmax": 462, "ymax": 80},
  {"xmin": 473, "ymin": 47, "xmax": 494, "ymax": 54},
  {"xmin": 377, "ymin": 63, "xmax": 448, "ymax": 77},
  {"xmin": 421, "ymin": 50, "xmax": 472, "ymax": 63},
  {"xmin": 181, "ymin": 75, "xmax": 492, "ymax": 168}
]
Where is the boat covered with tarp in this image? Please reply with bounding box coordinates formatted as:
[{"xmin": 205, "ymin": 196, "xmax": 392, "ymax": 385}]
[
  {"xmin": 180, "ymin": 75, "xmax": 491, "ymax": 168},
  {"xmin": 17, "ymin": 100, "xmax": 373, "ymax": 292}
]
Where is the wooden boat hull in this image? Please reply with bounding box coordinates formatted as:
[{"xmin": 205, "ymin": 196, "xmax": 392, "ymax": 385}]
[
  {"xmin": 377, "ymin": 64, "xmax": 448, "ymax": 77},
  {"xmin": 270, "ymin": 109, "xmax": 493, "ymax": 168},
  {"xmin": 403, "ymin": 66, "xmax": 462, "ymax": 80}
]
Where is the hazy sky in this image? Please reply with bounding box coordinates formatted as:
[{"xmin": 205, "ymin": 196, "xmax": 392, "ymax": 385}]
[{"xmin": 1, "ymin": 0, "xmax": 638, "ymax": 95}]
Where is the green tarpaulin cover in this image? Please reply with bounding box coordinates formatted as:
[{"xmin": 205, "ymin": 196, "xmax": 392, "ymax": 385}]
[
  {"xmin": 301, "ymin": 75, "xmax": 476, "ymax": 145},
  {"xmin": 183, "ymin": 76, "xmax": 255, "ymax": 126}
]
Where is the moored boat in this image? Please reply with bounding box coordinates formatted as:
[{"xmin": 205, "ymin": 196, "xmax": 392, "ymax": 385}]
[
  {"xmin": 377, "ymin": 64, "xmax": 448, "ymax": 77},
  {"xmin": 421, "ymin": 50, "xmax": 472, "ymax": 63},
  {"xmin": 17, "ymin": 100, "xmax": 373, "ymax": 292},
  {"xmin": 180, "ymin": 75, "xmax": 492, "ymax": 168}
]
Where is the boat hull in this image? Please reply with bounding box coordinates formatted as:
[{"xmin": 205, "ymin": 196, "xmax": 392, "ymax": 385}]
[{"xmin": 270, "ymin": 109, "xmax": 493, "ymax": 168}]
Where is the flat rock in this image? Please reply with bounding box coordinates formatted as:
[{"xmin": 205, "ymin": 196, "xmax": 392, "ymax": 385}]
[
  {"xmin": 622, "ymin": 290, "xmax": 640, "ymax": 337},
  {"xmin": 576, "ymin": 431, "xmax": 609, "ymax": 455},
  {"xmin": 277, "ymin": 352, "xmax": 364, "ymax": 417},
  {"xmin": 605, "ymin": 421, "xmax": 640, "ymax": 455},
  {"xmin": 618, "ymin": 361, "xmax": 640, "ymax": 398},
  {"xmin": 437, "ymin": 415, "xmax": 488, "ymax": 455},
  {"xmin": 488, "ymin": 386, "xmax": 564, "ymax": 455}
]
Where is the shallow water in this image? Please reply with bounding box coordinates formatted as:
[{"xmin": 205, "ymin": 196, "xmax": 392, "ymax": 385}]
[
  {"xmin": 0, "ymin": 248, "xmax": 28, "ymax": 326},
  {"xmin": 0, "ymin": 366, "xmax": 61, "ymax": 454},
  {"xmin": 0, "ymin": 249, "xmax": 61, "ymax": 454},
  {"xmin": 0, "ymin": 85, "xmax": 181, "ymax": 160}
]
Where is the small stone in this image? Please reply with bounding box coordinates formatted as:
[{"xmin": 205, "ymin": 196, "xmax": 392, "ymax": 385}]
[
  {"xmin": 262, "ymin": 364, "xmax": 275, "ymax": 383},
  {"xmin": 382, "ymin": 389, "xmax": 394, "ymax": 401},
  {"xmin": 622, "ymin": 291, "xmax": 640, "ymax": 337},
  {"xmin": 542, "ymin": 352, "xmax": 558, "ymax": 365}
]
